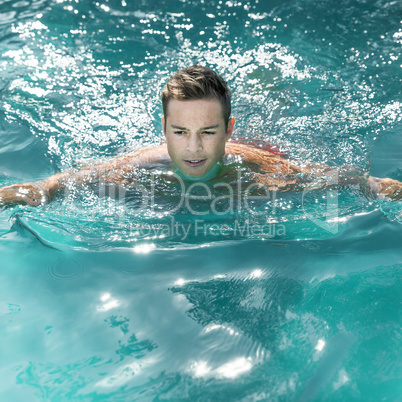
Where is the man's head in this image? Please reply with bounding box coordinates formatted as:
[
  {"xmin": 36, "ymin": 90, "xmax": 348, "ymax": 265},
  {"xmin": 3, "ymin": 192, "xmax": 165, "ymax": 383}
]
[
  {"xmin": 161, "ymin": 65, "xmax": 235, "ymax": 177},
  {"xmin": 161, "ymin": 65, "xmax": 231, "ymax": 129}
]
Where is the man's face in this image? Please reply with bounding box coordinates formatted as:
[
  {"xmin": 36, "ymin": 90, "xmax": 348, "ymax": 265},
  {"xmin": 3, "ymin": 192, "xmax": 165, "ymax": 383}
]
[{"xmin": 162, "ymin": 98, "xmax": 234, "ymax": 177}]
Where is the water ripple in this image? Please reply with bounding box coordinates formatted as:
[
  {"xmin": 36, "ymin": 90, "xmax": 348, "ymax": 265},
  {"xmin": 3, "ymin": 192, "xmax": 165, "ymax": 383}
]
[{"xmin": 45, "ymin": 255, "xmax": 87, "ymax": 281}]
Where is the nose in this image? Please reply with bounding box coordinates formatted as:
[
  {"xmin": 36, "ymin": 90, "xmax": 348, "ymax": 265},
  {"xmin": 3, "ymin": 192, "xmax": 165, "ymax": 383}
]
[{"xmin": 186, "ymin": 133, "xmax": 203, "ymax": 154}]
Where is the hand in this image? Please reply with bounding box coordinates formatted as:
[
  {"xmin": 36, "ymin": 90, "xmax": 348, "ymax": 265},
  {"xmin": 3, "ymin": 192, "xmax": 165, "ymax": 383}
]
[
  {"xmin": 369, "ymin": 177, "xmax": 402, "ymax": 200},
  {"xmin": 0, "ymin": 182, "xmax": 49, "ymax": 206}
]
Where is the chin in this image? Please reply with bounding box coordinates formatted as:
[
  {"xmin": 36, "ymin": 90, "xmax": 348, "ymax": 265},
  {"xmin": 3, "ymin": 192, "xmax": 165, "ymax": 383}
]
[
  {"xmin": 185, "ymin": 169, "xmax": 206, "ymax": 177},
  {"xmin": 178, "ymin": 162, "xmax": 210, "ymax": 176}
]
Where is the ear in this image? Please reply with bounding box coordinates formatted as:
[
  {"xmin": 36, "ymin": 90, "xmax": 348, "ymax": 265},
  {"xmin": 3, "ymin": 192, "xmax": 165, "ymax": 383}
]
[
  {"xmin": 162, "ymin": 116, "xmax": 166, "ymax": 137},
  {"xmin": 225, "ymin": 117, "xmax": 235, "ymax": 140}
]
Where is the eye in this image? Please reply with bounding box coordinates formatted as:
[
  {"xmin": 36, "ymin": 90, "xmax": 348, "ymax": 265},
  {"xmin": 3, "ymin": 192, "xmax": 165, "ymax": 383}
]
[
  {"xmin": 203, "ymin": 131, "xmax": 216, "ymax": 135},
  {"xmin": 173, "ymin": 131, "xmax": 185, "ymax": 135}
]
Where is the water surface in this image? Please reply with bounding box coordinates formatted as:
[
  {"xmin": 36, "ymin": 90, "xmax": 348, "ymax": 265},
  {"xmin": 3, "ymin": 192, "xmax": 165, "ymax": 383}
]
[{"xmin": 0, "ymin": 0, "xmax": 401, "ymax": 399}]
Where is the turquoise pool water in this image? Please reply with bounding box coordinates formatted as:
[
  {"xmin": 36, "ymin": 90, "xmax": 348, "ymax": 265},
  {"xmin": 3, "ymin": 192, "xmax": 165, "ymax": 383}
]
[{"xmin": 1, "ymin": 0, "xmax": 401, "ymax": 399}]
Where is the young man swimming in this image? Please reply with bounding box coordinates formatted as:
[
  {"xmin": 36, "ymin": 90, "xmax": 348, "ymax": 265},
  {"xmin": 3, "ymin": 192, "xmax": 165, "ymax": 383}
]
[{"xmin": 0, "ymin": 64, "xmax": 401, "ymax": 206}]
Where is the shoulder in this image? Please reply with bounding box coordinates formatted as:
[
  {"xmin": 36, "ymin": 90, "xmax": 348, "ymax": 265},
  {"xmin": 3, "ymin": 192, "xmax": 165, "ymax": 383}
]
[
  {"xmin": 225, "ymin": 142, "xmax": 282, "ymax": 161},
  {"xmin": 93, "ymin": 144, "xmax": 170, "ymax": 172},
  {"xmin": 224, "ymin": 141, "xmax": 299, "ymax": 174},
  {"xmin": 117, "ymin": 144, "xmax": 171, "ymax": 167},
  {"xmin": 130, "ymin": 144, "xmax": 170, "ymax": 164}
]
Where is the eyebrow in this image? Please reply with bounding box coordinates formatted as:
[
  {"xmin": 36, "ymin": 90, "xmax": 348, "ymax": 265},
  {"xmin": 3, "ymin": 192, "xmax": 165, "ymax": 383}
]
[{"xmin": 170, "ymin": 124, "xmax": 220, "ymax": 130}]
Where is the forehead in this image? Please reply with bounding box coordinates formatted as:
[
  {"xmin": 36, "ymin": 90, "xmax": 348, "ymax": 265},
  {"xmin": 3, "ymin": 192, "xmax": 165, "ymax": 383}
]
[{"xmin": 166, "ymin": 98, "xmax": 224, "ymax": 123}]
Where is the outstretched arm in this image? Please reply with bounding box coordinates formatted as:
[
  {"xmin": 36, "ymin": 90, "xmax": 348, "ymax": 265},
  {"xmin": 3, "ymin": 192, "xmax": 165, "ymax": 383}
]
[
  {"xmin": 0, "ymin": 145, "xmax": 169, "ymax": 206},
  {"xmin": 225, "ymin": 142, "xmax": 402, "ymax": 200}
]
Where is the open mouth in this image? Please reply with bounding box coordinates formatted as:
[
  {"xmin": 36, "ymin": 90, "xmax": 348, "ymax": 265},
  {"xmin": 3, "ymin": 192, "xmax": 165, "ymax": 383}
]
[{"xmin": 184, "ymin": 159, "xmax": 206, "ymax": 167}]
